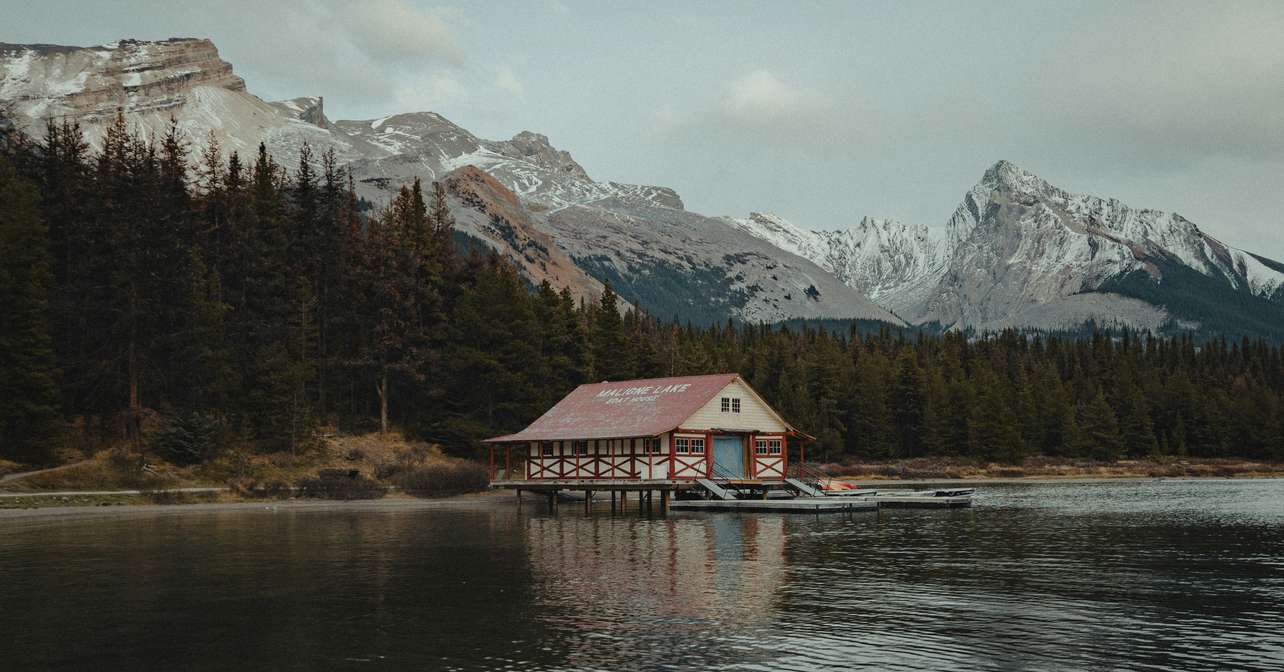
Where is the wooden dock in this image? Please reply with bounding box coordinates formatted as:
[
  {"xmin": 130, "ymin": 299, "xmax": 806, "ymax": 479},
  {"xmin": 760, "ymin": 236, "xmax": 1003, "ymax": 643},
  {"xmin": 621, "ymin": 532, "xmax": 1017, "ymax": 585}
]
[
  {"xmin": 491, "ymin": 479, "xmax": 973, "ymax": 513},
  {"xmin": 670, "ymin": 497, "xmax": 877, "ymax": 513}
]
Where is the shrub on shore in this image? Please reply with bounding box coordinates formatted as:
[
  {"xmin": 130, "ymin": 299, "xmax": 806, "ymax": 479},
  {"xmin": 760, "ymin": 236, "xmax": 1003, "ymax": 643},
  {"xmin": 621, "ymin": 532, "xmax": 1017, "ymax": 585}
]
[
  {"xmin": 392, "ymin": 461, "xmax": 489, "ymax": 497},
  {"xmin": 295, "ymin": 469, "xmax": 386, "ymax": 500}
]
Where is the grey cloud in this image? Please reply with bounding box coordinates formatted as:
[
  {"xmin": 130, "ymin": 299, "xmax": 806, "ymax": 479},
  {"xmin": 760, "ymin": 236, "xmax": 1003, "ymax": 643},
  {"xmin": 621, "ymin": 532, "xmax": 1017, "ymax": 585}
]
[{"xmin": 1030, "ymin": 3, "xmax": 1284, "ymax": 164}]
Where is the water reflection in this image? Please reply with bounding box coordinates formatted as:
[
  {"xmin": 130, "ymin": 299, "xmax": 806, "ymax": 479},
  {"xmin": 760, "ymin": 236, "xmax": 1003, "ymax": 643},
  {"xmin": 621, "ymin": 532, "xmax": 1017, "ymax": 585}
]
[
  {"xmin": 521, "ymin": 513, "xmax": 790, "ymax": 667},
  {"xmin": 2, "ymin": 480, "xmax": 1283, "ymax": 671}
]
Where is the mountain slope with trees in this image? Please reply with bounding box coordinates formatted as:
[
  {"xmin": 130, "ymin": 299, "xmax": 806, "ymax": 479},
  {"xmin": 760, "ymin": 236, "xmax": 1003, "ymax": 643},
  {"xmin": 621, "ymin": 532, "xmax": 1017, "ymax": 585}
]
[{"xmin": 1, "ymin": 118, "xmax": 1281, "ymax": 469}]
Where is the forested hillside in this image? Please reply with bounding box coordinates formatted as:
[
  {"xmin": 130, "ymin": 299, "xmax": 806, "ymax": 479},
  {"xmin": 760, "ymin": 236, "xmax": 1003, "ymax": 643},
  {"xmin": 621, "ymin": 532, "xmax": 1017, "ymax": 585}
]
[{"xmin": 1, "ymin": 118, "xmax": 1281, "ymax": 466}]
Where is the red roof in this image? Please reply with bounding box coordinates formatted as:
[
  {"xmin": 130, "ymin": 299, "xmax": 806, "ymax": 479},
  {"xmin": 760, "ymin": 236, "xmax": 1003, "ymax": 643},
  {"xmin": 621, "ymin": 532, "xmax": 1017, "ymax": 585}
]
[{"xmin": 483, "ymin": 373, "xmax": 743, "ymax": 443}]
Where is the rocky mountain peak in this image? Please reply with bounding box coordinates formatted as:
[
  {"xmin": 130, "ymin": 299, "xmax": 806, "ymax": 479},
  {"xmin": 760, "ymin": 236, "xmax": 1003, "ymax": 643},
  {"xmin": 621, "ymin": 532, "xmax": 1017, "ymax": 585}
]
[
  {"xmin": 270, "ymin": 96, "xmax": 328, "ymax": 127},
  {"xmin": 978, "ymin": 159, "xmax": 1052, "ymax": 195},
  {"xmin": 491, "ymin": 130, "xmax": 591, "ymax": 181}
]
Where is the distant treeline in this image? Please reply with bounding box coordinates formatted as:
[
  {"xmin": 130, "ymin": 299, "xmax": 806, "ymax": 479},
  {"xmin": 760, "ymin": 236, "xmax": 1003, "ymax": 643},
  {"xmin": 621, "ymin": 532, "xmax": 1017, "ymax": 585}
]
[{"xmin": 1, "ymin": 118, "xmax": 1281, "ymax": 465}]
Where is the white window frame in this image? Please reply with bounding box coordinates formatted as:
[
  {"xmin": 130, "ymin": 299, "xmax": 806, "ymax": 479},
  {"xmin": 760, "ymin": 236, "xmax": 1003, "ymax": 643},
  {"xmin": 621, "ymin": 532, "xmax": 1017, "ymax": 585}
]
[
  {"xmin": 689, "ymin": 438, "xmax": 706, "ymax": 455},
  {"xmin": 573, "ymin": 440, "xmax": 589, "ymax": 456},
  {"xmin": 644, "ymin": 437, "xmax": 662, "ymax": 454},
  {"xmin": 540, "ymin": 442, "xmax": 554, "ymax": 457},
  {"xmin": 675, "ymin": 438, "xmax": 690, "ymax": 454},
  {"xmin": 732, "ymin": 398, "xmax": 741, "ymax": 413},
  {"xmin": 755, "ymin": 438, "xmax": 782, "ymax": 455}
]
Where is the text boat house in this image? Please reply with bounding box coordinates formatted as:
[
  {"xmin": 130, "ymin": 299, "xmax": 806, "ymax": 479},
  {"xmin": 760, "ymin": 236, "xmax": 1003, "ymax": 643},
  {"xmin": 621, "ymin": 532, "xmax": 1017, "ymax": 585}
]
[{"xmin": 484, "ymin": 373, "xmax": 814, "ymax": 484}]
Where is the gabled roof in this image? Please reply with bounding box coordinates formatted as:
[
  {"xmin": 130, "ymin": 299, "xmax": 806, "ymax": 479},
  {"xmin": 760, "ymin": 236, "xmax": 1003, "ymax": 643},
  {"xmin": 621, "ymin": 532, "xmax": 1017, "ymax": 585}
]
[{"xmin": 484, "ymin": 373, "xmax": 792, "ymax": 443}]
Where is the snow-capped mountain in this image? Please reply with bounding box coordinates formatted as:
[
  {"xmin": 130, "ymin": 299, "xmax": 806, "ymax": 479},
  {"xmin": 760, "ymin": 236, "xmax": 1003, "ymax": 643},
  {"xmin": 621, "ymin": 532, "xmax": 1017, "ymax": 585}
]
[
  {"xmin": 733, "ymin": 161, "xmax": 1284, "ymax": 336},
  {"xmin": 0, "ymin": 37, "xmax": 901, "ymax": 326},
  {"xmin": 727, "ymin": 213, "xmax": 949, "ymax": 317}
]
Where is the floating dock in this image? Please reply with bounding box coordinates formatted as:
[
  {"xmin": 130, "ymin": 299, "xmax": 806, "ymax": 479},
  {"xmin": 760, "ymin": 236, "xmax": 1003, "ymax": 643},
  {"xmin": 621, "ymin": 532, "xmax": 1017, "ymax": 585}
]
[
  {"xmin": 669, "ymin": 497, "xmax": 878, "ymax": 513},
  {"xmin": 872, "ymin": 494, "xmax": 973, "ymax": 509}
]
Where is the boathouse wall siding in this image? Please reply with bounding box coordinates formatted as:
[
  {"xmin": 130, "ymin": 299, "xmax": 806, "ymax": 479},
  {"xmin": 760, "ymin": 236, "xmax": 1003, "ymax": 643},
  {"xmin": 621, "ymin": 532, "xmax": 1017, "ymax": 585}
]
[
  {"xmin": 684, "ymin": 380, "xmax": 787, "ymax": 433},
  {"xmin": 524, "ymin": 432, "xmax": 673, "ymax": 479}
]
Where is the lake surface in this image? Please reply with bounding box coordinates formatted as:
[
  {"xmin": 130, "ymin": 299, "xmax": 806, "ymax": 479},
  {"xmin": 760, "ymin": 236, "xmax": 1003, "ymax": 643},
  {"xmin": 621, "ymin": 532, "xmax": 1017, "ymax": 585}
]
[{"xmin": 3, "ymin": 480, "xmax": 1284, "ymax": 671}]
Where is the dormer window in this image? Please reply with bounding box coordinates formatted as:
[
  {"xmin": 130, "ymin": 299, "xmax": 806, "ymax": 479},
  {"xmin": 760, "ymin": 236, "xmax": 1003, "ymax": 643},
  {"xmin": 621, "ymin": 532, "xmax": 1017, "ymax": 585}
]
[{"xmin": 721, "ymin": 397, "xmax": 740, "ymax": 413}]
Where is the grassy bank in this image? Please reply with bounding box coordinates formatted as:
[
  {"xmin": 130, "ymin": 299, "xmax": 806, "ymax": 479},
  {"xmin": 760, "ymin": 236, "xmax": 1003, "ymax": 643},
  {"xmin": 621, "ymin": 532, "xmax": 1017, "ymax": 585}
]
[
  {"xmin": 0, "ymin": 432, "xmax": 490, "ymax": 507},
  {"xmin": 822, "ymin": 456, "xmax": 1284, "ymax": 482}
]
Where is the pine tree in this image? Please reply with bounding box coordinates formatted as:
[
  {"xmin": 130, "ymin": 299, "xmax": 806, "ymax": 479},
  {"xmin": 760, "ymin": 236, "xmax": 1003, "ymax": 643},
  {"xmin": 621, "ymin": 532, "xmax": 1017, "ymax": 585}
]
[
  {"xmin": 891, "ymin": 348, "xmax": 925, "ymax": 458},
  {"xmin": 592, "ymin": 284, "xmax": 628, "ymax": 380},
  {"xmin": 968, "ymin": 371, "xmax": 1023, "ymax": 462},
  {"xmin": 1119, "ymin": 385, "xmax": 1158, "ymax": 457},
  {"xmin": 1079, "ymin": 389, "xmax": 1123, "ymax": 461}
]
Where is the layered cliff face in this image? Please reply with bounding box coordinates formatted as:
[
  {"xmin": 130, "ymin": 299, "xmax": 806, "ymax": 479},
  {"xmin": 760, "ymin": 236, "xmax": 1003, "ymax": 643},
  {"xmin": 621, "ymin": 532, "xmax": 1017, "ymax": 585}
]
[
  {"xmin": 0, "ymin": 38, "xmax": 377, "ymax": 170},
  {"xmin": 0, "ymin": 38, "xmax": 244, "ymax": 122}
]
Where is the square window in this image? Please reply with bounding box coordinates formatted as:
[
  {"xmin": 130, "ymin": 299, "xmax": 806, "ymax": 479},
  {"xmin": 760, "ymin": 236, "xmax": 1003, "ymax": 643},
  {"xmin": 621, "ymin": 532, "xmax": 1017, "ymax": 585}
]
[
  {"xmin": 675, "ymin": 438, "xmax": 689, "ymax": 454},
  {"xmin": 540, "ymin": 442, "xmax": 554, "ymax": 456},
  {"xmin": 770, "ymin": 440, "xmax": 782, "ymax": 455},
  {"xmin": 755, "ymin": 440, "xmax": 768, "ymax": 455},
  {"xmin": 690, "ymin": 438, "xmax": 705, "ymax": 455},
  {"xmin": 644, "ymin": 438, "xmax": 662, "ymax": 454},
  {"xmin": 573, "ymin": 440, "xmax": 588, "ymax": 456}
]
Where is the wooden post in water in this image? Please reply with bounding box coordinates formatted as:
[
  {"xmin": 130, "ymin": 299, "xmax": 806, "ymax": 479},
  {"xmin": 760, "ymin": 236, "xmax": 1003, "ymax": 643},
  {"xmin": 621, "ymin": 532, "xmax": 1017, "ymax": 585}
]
[
  {"xmin": 585, "ymin": 490, "xmax": 592, "ymax": 514},
  {"xmin": 660, "ymin": 490, "xmax": 669, "ymax": 514},
  {"xmin": 548, "ymin": 491, "xmax": 557, "ymax": 512},
  {"xmin": 610, "ymin": 491, "xmax": 617, "ymax": 513}
]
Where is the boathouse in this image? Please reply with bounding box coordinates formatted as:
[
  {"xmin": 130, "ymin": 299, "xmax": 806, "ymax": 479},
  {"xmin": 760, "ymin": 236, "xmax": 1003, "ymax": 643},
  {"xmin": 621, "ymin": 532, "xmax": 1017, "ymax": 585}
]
[{"xmin": 483, "ymin": 373, "xmax": 812, "ymax": 484}]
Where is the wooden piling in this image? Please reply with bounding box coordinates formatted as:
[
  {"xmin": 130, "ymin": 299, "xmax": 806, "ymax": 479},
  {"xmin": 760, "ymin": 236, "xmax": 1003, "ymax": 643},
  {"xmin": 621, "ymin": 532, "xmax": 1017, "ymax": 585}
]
[{"xmin": 585, "ymin": 490, "xmax": 592, "ymax": 514}]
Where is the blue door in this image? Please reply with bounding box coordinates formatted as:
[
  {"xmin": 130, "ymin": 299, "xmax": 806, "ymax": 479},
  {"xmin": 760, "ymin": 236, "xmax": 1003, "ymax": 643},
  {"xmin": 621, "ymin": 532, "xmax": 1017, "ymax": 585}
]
[{"xmin": 713, "ymin": 435, "xmax": 746, "ymax": 478}]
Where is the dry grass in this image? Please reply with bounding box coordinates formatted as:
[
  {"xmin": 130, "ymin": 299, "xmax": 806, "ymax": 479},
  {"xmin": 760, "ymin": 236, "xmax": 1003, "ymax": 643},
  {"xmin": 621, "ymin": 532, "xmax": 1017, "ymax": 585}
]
[
  {"xmin": 0, "ymin": 458, "xmax": 23, "ymax": 478},
  {"xmin": 199, "ymin": 431, "xmax": 485, "ymax": 498},
  {"xmin": 828, "ymin": 456, "xmax": 1284, "ymax": 482}
]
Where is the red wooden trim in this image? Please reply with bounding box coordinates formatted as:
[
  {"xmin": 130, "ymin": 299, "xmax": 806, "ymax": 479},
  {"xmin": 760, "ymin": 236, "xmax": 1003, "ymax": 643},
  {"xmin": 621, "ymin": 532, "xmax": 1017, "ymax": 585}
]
[
  {"xmin": 705, "ymin": 431, "xmax": 713, "ymax": 478},
  {"xmin": 748, "ymin": 431, "xmax": 757, "ymax": 478},
  {"xmin": 668, "ymin": 432, "xmax": 675, "ymax": 479}
]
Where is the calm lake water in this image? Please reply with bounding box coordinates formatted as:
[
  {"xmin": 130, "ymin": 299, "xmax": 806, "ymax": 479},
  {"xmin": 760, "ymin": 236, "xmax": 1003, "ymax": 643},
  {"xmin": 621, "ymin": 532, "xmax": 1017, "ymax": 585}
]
[{"xmin": 3, "ymin": 480, "xmax": 1284, "ymax": 671}]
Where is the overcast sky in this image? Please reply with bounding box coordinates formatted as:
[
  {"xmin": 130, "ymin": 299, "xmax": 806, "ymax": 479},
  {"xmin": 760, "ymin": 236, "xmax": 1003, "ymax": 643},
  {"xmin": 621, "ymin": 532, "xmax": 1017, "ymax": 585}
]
[{"xmin": 7, "ymin": 0, "xmax": 1284, "ymax": 257}]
